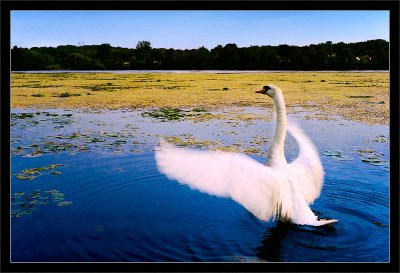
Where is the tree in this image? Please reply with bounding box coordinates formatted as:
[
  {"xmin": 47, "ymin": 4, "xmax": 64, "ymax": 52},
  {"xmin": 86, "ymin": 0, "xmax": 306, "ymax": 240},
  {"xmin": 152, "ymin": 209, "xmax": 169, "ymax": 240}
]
[
  {"xmin": 10, "ymin": 39, "xmax": 389, "ymax": 71},
  {"xmin": 220, "ymin": 43, "xmax": 240, "ymax": 69},
  {"xmin": 135, "ymin": 41, "xmax": 152, "ymax": 68}
]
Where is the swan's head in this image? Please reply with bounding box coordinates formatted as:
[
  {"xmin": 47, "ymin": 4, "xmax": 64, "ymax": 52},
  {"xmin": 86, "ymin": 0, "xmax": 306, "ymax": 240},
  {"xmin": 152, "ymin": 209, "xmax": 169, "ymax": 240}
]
[{"xmin": 255, "ymin": 85, "xmax": 280, "ymax": 98}]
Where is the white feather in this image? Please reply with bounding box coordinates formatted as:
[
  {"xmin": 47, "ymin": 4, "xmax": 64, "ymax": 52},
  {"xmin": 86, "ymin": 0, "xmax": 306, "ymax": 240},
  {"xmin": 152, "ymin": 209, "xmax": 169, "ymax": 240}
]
[
  {"xmin": 156, "ymin": 142, "xmax": 279, "ymax": 221},
  {"xmin": 154, "ymin": 85, "xmax": 338, "ymax": 226}
]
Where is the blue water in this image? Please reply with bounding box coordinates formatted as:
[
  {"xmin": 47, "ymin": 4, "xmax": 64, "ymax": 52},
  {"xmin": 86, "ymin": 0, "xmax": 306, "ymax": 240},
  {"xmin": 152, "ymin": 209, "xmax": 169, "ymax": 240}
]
[{"xmin": 10, "ymin": 108, "xmax": 389, "ymax": 262}]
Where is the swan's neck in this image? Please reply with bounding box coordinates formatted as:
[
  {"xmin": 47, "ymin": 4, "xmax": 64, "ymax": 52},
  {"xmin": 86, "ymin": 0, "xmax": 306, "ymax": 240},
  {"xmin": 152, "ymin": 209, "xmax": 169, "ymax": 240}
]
[{"xmin": 268, "ymin": 91, "xmax": 287, "ymax": 166}]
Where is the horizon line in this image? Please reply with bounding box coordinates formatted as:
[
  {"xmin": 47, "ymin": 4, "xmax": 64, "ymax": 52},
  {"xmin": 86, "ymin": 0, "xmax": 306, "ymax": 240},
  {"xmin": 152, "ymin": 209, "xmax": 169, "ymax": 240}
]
[{"xmin": 12, "ymin": 38, "xmax": 389, "ymax": 50}]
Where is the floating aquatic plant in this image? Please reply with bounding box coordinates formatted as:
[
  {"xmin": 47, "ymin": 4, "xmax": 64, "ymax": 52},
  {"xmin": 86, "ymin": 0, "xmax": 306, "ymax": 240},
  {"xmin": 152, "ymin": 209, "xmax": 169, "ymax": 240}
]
[
  {"xmin": 192, "ymin": 107, "xmax": 208, "ymax": 112},
  {"xmin": 14, "ymin": 164, "xmax": 64, "ymax": 181},
  {"xmin": 162, "ymin": 134, "xmax": 220, "ymax": 148},
  {"xmin": 113, "ymin": 140, "xmax": 127, "ymax": 145},
  {"xmin": 12, "ymin": 125, "xmax": 143, "ymax": 157},
  {"xmin": 49, "ymin": 133, "xmax": 82, "ymax": 140},
  {"xmin": 57, "ymin": 201, "xmax": 73, "ymax": 206},
  {"xmin": 361, "ymin": 156, "xmax": 388, "ymax": 166},
  {"xmin": 372, "ymin": 221, "xmax": 388, "ymax": 227},
  {"xmin": 21, "ymin": 150, "xmax": 43, "ymax": 158},
  {"xmin": 11, "ymin": 189, "xmax": 72, "ymax": 218},
  {"xmin": 371, "ymin": 135, "xmax": 389, "ymax": 143},
  {"xmin": 322, "ymin": 150, "xmax": 353, "ymax": 161},
  {"xmin": 11, "ymin": 111, "xmax": 75, "ymax": 132},
  {"xmin": 243, "ymin": 147, "xmax": 261, "ymax": 154},
  {"xmin": 91, "ymin": 137, "xmax": 106, "ymax": 143},
  {"xmin": 142, "ymin": 107, "xmax": 185, "ymax": 121},
  {"xmin": 15, "ymin": 174, "xmax": 35, "ymax": 180},
  {"xmin": 354, "ymin": 148, "xmax": 388, "ymax": 170},
  {"xmin": 141, "ymin": 107, "xmax": 211, "ymax": 122},
  {"xmin": 11, "ymin": 113, "xmax": 34, "ymax": 119},
  {"xmin": 94, "ymin": 224, "xmax": 108, "ymax": 232}
]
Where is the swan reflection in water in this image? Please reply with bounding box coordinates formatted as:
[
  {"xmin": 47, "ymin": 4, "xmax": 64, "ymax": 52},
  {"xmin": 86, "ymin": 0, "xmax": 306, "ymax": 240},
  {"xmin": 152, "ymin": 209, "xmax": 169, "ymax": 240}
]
[
  {"xmin": 155, "ymin": 84, "xmax": 337, "ymax": 227},
  {"xmin": 257, "ymin": 219, "xmax": 337, "ymax": 262}
]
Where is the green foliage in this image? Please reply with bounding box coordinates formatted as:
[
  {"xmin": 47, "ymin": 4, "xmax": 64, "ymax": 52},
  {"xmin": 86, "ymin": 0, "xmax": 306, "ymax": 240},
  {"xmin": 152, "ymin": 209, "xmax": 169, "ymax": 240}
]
[
  {"xmin": 56, "ymin": 92, "xmax": 81, "ymax": 98},
  {"xmin": 88, "ymin": 83, "xmax": 115, "ymax": 92},
  {"xmin": 14, "ymin": 164, "xmax": 64, "ymax": 180},
  {"xmin": 11, "ymin": 189, "xmax": 72, "ymax": 218},
  {"xmin": 142, "ymin": 107, "xmax": 185, "ymax": 121},
  {"xmin": 141, "ymin": 107, "xmax": 210, "ymax": 121},
  {"xmin": 11, "ymin": 39, "xmax": 389, "ymax": 71},
  {"xmin": 11, "ymin": 113, "xmax": 35, "ymax": 119}
]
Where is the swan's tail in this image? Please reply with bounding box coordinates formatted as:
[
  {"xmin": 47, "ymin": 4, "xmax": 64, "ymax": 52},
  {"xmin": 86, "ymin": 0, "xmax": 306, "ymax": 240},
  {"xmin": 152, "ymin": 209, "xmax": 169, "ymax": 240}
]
[{"xmin": 313, "ymin": 218, "xmax": 339, "ymax": 226}]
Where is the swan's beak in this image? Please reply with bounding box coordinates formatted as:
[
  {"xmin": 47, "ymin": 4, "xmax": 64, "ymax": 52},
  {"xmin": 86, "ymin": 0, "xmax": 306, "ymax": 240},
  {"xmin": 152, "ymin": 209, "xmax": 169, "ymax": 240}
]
[{"xmin": 255, "ymin": 89, "xmax": 265, "ymax": 94}]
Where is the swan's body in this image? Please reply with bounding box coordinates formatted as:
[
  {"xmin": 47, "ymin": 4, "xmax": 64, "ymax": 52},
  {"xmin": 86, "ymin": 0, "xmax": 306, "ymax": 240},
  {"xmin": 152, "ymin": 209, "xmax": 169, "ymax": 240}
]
[{"xmin": 155, "ymin": 85, "xmax": 337, "ymax": 226}]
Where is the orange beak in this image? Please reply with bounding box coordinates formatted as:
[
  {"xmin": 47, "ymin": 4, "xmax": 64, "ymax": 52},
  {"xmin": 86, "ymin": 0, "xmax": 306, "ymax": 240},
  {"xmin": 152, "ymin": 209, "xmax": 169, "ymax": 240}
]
[{"xmin": 255, "ymin": 89, "xmax": 264, "ymax": 94}]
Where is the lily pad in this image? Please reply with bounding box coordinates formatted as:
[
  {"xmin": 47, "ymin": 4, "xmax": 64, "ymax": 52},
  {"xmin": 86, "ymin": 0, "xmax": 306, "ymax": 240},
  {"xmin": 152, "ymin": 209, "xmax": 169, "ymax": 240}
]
[
  {"xmin": 50, "ymin": 133, "xmax": 82, "ymax": 139},
  {"xmin": 91, "ymin": 138, "xmax": 106, "ymax": 143},
  {"xmin": 14, "ymin": 192, "xmax": 25, "ymax": 196},
  {"xmin": 22, "ymin": 151, "xmax": 43, "ymax": 158},
  {"xmin": 142, "ymin": 107, "xmax": 185, "ymax": 121},
  {"xmin": 192, "ymin": 107, "xmax": 208, "ymax": 112},
  {"xmin": 372, "ymin": 221, "xmax": 388, "ymax": 227},
  {"xmin": 15, "ymin": 174, "xmax": 35, "ymax": 180},
  {"xmin": 11, "ymin": 113, "xmax": 34, "ymax": 119},
  {"xmin": 113, "ymin": 140, "xmax": 127, "ymax": 145},
  {"xmin": 361, "ymin": 156, "xmax": 388, "ymax": 167},
  {"xmin": 141, "ymin": 107, "xmax": 211, "ymax": 122},
  {"xmin": 371, "ymin": 135, "xmax": 389, "ymax": 143},
  {"xmin": 361, "ymin": 156, "xmax": 382, "ymax": 164},
  {"xmin": 14, "ymin": 164, "xmax": 64, "ymax": 180},
  {"xmin": 94, "ymin": 224, "xmax": 108, "ymax": 232},
  {"xmin": 11, "ymin": 189, "xmax": 72, "ymax": 218},
  {"xmin": 11, "ymin": 210, "xmax": 26, "ymax": 218},
  {"xmin": 322, "ymin": 150, "xmax": 353, "ymax": 161},
  {"xmin": 57, "ymin": 201, "xmax": 73, "ymax": 206}
]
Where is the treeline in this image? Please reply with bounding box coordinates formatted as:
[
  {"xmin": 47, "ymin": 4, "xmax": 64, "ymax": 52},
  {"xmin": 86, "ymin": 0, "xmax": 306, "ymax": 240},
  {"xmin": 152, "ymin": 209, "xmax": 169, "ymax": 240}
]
[{"xmin": 11, "ymin": 39, "xmax": 388, "ymax": 71}]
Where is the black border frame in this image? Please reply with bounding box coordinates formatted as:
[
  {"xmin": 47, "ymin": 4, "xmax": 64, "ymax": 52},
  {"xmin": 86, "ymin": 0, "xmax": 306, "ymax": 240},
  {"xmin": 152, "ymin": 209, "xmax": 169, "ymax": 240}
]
[{"xmin": 1, "ymin": 1, "xmax": 399, "ymax": 272}]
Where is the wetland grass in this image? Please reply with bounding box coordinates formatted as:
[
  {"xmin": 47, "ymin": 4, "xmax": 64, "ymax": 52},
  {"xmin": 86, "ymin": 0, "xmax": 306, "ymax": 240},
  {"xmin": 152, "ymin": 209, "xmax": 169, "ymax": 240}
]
[{"xmin": 11, "ymin": 72, "xmax": 389, "ymax": 125}]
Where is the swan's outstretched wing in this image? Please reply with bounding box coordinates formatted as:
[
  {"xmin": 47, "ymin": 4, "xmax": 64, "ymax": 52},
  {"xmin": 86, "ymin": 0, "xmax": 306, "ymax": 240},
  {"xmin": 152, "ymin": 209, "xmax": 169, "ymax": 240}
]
[
  {"xmin": 155, "ymin": 140, "xmax": 280, "ymax": 221},
  {"xmin": 287, "ymin": 122, "xmax": 324, "ymax": 204}
]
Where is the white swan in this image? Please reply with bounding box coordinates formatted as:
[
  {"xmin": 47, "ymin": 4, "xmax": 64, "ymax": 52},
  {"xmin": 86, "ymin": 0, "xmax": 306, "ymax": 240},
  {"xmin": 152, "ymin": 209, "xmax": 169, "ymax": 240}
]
[{"xmin": 155, "ymin": 85, "xmax": 337, "ymax": 226}]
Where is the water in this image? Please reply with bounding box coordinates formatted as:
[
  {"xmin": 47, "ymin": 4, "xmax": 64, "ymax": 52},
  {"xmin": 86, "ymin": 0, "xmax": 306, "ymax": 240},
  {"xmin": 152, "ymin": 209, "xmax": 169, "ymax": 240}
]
[{"xmin": 10, "ymin": 108, "xmax": 389, "ymax": 262}]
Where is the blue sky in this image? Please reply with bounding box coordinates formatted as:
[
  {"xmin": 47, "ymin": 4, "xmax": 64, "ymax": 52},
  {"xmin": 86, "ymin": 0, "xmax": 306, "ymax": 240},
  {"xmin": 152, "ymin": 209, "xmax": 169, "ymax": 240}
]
[{"xmin": 11, "ymin": 11, "xmax": 389, "ymax": 49}]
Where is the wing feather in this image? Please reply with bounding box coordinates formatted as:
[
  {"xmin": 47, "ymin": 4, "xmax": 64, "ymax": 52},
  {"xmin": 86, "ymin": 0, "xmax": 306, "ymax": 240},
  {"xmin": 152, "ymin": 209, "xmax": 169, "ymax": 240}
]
[
  {"xmin": 155, "ymin": 140, "xmax": 280, "ymax": 221},
  {"xmin": 287, "ymin": 122, "xmax": 324, "ymax": 204}
]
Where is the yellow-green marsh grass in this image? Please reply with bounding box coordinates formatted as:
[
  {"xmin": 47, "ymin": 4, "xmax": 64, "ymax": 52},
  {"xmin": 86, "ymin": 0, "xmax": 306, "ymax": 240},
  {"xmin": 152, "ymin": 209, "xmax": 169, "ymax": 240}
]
[{"xmin": 11, "ymin": 72, "xmax": 389, "ymax": 125}]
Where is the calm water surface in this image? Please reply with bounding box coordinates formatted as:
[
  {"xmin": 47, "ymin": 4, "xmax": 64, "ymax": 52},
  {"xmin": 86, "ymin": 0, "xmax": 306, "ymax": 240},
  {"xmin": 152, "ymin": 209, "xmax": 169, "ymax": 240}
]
[{"xmin": 10, "ymin": 107, "xmax": 389, "ymax": 262}]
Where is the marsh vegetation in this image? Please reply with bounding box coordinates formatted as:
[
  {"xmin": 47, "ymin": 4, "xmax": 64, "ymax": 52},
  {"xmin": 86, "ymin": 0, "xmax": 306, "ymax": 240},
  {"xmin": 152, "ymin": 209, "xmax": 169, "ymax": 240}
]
[{"xmin": 11, "ymin": 72, "xmax": 389, "ymax": 125}]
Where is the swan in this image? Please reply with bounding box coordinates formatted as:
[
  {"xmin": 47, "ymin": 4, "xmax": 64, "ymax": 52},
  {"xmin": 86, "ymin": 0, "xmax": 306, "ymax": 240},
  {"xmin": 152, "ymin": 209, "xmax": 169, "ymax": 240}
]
[{"xmin": 155, "ymin": 85, "xmax": 337, "ymax": 226}]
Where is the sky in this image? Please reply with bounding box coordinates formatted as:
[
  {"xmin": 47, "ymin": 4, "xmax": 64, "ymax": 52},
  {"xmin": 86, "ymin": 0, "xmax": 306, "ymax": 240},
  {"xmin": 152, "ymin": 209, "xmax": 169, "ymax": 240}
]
[{"xmin": 11, "ymin": 10, "xmax": 389, "ymax": 49}]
